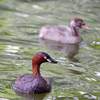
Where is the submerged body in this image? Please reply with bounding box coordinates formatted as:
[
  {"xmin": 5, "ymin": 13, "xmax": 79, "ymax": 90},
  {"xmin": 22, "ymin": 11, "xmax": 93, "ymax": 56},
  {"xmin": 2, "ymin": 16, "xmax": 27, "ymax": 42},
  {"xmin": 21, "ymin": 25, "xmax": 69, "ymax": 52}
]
[
  {"xmin": 12, "ymin": 52, "xmax": 57, "ymax": 94},
  {"xmin": 39, "ymin": 18, "xmax": 88, "ymax": 44},
  {"xmin": 13, "ymin": 74, "xmax": 51, "ymax": 94}
]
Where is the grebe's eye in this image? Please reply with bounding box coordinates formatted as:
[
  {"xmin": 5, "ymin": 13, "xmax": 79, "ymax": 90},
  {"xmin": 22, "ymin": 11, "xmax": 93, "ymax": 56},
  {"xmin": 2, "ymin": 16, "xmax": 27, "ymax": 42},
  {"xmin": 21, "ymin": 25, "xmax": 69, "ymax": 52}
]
[
  {"xmin": 44, "ymin": 56, "xmax": 47, "ymax": 60},
  {"xmin": 82, "ymin": 23, "xmax": 85, "ymax": 25},
  {"xmin": 44, "ymin": 56, "xmax": 52, "ymax": 62}
]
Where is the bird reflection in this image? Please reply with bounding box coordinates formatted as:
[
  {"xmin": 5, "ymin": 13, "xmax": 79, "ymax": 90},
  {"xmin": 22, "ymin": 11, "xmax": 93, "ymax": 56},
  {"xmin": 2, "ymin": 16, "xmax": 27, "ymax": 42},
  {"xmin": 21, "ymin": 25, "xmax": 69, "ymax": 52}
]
[
  {"xmin": 15, "ymin": 91, "xmax": 49, "ymax": 100},
  {"xmin": 39, "ymin": 39, "xmax": 80, "ymax": 62}
]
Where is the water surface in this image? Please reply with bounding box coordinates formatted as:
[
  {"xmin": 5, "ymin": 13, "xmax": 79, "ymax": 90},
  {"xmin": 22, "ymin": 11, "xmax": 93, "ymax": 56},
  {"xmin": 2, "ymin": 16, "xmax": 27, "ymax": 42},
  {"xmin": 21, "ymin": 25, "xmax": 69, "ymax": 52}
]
[{"xmin": 0, "ymin": 0, "xmax": 100, "ymax": 100}]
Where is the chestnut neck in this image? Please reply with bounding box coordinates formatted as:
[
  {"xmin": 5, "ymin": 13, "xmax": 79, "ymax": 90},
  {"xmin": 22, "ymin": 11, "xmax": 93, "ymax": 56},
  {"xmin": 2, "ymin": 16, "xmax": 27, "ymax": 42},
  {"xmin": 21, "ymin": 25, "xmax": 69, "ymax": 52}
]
[{"xmin": 32, "ymin": 62, "xmax": 41, "ymax": 77}]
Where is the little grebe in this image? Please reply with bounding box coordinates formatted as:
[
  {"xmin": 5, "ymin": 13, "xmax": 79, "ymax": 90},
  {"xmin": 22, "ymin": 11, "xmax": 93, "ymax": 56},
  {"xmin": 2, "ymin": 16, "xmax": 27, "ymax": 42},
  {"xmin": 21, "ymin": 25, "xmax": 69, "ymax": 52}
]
[
  {"xmin": 39, "ymin": 18, "xmax": 89, "ymax": 44},
  {"xmin": 12, "ymin": 52, "xmax": 57, "ymax": 94}
]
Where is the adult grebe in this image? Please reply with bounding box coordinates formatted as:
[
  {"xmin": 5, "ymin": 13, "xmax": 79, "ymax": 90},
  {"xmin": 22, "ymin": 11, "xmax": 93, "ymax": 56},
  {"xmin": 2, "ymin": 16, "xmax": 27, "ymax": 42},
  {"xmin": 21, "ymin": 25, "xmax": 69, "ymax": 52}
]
[{"xmin": 12, "ymin": 52, "xmax": 57, "ymax": 94}]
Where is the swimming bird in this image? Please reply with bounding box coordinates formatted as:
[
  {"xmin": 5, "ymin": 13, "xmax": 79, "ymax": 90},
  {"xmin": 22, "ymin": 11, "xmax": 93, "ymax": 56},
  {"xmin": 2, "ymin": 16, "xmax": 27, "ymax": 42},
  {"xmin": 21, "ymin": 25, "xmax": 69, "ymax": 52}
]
[
  {"xmin": 39, "ymin": 18, "xmax": 88, "ymax": 44},
  {"xmin": 12, "ymin": 52, "xmax": 57, "ymax": 94}
]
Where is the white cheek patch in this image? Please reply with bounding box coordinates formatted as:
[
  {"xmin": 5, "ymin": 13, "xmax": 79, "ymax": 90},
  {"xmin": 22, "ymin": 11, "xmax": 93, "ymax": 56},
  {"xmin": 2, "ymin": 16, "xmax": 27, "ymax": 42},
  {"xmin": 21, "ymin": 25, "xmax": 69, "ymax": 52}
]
[
  {"xmin": 46, "ymin": 58, "xmax": 52, "ymax": 63},
  {"xmin": 44, "ymin": 56, "xmax": 51, "ymax": 62}
]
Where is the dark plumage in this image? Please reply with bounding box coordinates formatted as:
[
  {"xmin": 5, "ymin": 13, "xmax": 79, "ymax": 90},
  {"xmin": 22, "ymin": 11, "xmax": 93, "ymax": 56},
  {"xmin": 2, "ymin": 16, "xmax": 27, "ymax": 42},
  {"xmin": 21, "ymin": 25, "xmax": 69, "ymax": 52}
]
[{"xmin": 12, "ymin": 52, "xmax": 57, "ymax": 94}]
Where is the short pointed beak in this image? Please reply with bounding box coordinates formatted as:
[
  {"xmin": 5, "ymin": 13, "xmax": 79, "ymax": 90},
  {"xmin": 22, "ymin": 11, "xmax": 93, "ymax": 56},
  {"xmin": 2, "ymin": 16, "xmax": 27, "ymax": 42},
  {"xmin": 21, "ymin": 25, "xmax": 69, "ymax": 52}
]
[
  {"xmin": 82, "ymin": 25, "xmax": 90, "ymax": 29},
  {"xmin": 46, "ymin": 57, "xmax": 58, "ymax": 63}
]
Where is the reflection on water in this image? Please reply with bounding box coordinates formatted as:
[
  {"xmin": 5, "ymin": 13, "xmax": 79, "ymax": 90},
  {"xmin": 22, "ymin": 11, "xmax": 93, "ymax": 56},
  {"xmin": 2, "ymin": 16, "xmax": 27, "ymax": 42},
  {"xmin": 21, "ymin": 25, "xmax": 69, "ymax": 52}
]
[
  {"xmin": 15, "ymin": 92, "xmax": 48, "ymax": 100},
  {"xmin": 0, "ymin": 0, "xmax": 100, "ymax": 99},
  {"xmin": 39, "ymin": 39, "xmax": 79, "ymax": 62}
]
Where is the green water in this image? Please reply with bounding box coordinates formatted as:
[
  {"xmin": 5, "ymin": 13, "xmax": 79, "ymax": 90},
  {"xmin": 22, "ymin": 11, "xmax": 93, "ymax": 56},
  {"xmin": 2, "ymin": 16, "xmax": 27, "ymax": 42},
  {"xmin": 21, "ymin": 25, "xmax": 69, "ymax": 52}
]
[{"xmin": 0, "ymin": 0, "xmax": 100, "ymax": 100}]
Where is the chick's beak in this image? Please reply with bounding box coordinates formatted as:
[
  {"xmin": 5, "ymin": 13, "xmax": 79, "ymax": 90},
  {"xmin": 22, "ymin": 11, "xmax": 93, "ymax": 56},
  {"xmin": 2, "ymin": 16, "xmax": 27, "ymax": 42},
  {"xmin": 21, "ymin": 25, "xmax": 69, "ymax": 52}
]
[{"xmin": 82, "ymin": 24, "xmax": 90, "ymax": 29}]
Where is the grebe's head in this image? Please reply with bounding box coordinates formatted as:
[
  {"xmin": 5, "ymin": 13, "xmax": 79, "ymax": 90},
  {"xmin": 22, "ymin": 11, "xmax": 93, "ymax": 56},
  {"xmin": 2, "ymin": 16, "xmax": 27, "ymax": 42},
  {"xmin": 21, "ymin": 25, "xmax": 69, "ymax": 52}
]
[
  {"xmin": 32, "ymin": 52, "xmax": 57, "ymax": 65},
  {"xmin": 70, "ymin": 18, "xmax": 88, "ymax": 29}
]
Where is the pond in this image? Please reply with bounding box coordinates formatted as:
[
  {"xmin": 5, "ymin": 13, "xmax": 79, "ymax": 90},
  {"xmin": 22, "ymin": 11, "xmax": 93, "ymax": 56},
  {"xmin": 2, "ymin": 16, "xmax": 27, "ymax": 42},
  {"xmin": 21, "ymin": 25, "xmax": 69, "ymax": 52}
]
[{"xmin": 0, "ymin": 0, "xmax": 100, "ymax": 100}]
